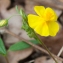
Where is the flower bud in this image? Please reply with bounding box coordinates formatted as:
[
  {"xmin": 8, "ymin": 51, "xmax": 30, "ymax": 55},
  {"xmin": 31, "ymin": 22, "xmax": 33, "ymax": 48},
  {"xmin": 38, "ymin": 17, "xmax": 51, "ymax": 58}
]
[{"xmin": 0, "ymin": 20, "xmax": 8, "ymax": 27}]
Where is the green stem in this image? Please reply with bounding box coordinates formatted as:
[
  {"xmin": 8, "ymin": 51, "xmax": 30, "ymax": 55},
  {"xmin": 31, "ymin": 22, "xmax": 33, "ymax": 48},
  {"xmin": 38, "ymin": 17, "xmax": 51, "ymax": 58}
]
[
  {"xmin": 33, "ymin": 30, "xmax": 58, "ymax": 63},
  {"xmin": 7, "ymin": 14, "xmax": 21, "ymax": 21},
  {"xmin": 5, "ymin": 56, "xmax": 9, "ymax": 63}
]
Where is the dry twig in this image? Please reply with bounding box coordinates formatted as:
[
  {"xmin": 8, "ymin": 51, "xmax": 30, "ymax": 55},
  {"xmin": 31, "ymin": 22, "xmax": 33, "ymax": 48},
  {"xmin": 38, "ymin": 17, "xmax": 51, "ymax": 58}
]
[{"xmin": 57, "ymin": 46, "xmax": 63, "ymax": 57}]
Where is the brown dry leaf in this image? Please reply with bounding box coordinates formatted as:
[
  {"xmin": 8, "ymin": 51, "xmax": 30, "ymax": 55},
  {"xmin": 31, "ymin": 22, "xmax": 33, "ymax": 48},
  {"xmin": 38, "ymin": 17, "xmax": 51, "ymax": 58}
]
[
  {"xmin": 8, "ymin": 48, "xmax": 33, "ymax": 63},
  {"xmin": 58, "ymin": 0, "xmax": 63, "ymax": 3},
  {"xmin": 32, "ymin": 0, "xmax": 63, "ymax": 9},
  {"xmin": 25, "ymin": 0, "xmax": 39, "ymax": 14},
  {"xmin": 35, "ymin": 56, "xmax": 62, "ymax": 63}
]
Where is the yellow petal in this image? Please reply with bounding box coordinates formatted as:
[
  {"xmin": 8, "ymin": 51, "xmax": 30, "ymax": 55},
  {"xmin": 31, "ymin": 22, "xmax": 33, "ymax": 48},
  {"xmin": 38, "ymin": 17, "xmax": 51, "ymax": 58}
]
[
  {"xmin": 28, "ymin": 14, "xmax": 44, "ymax": 29},
  {"xmin": 34, "ymin": 22, "xmax": 49, "ymax": 36},
  {"xmin": 34, "ymin": 6, "xmax": 45, "ymax": 17},
  {"xmin": 48, "ymin": 21, "xmax": 59, "ymax": 36},
  {"xmin": 44, "ymin": 7, "xmax": 57, "ymax": 21}
]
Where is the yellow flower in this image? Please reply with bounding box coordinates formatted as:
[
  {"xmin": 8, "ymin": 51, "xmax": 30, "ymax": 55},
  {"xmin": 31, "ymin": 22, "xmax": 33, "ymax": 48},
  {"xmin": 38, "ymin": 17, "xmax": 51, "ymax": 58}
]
[{"xmin": 28, "ymin": 6, "xmax": 59, "ymax": 36}]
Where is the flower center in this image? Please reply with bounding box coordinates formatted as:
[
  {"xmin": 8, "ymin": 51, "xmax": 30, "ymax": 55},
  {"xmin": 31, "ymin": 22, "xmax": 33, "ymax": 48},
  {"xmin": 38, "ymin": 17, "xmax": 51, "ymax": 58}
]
[{"xmin": 45, "ymin": 12, "xmax": 53, "ymax": 21}]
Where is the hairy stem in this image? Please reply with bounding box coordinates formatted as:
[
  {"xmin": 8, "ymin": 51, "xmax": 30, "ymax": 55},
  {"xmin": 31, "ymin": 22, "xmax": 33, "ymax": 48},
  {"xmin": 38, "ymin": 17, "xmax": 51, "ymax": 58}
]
[{"xmin": 34, "ymin": 33, "xmax": 58, "ymax": 63}]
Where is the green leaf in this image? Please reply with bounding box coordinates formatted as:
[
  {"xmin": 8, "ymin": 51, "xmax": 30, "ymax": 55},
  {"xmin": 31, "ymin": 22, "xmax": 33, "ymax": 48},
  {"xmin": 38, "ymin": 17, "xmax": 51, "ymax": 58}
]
[
  {"xmin": 0, "ymin": 38, "xmax": 7, "ymax": 56},
  {"xmin": 8, "ymin": 40, "xmax": 39, "ymax": 51}
]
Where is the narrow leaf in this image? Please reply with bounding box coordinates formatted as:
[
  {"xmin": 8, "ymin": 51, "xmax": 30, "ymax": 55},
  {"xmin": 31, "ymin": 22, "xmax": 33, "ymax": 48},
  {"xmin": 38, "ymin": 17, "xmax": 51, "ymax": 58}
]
[
  {"xmin": 8, "ymin": 40, "xmax": 39, "ymax": 51},
  {"xmin": 0, "ymin": 38, "xmax": 7, "ymax": 56}
]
